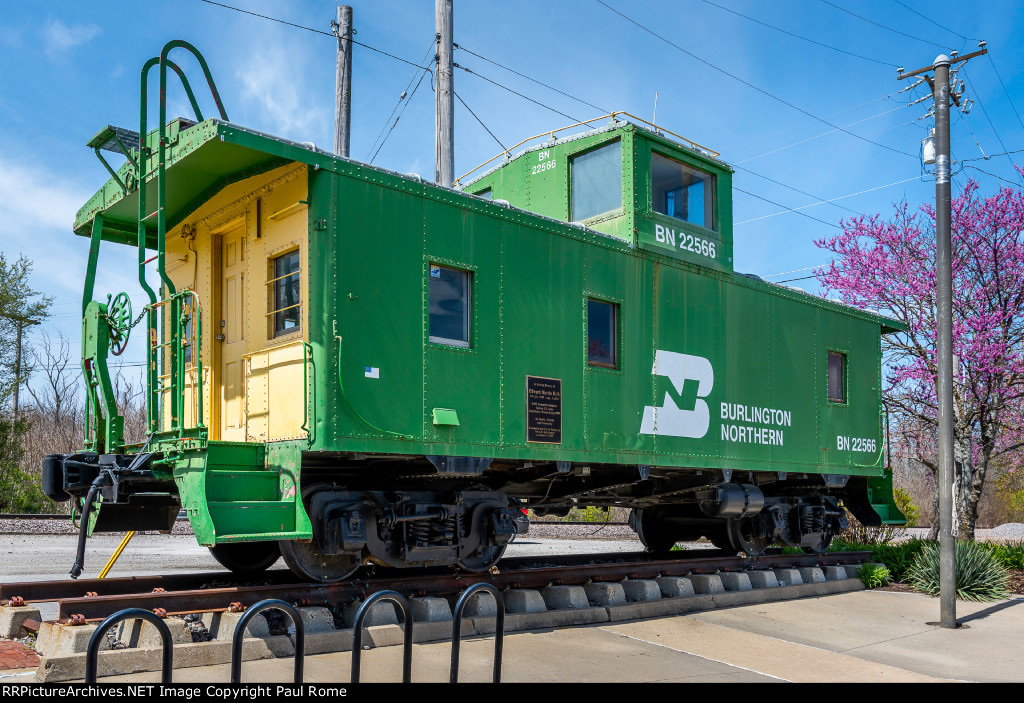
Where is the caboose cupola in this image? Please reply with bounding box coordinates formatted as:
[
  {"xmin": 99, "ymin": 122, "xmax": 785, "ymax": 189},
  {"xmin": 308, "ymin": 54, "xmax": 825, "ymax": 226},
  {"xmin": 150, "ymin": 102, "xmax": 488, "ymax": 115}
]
[{"xmin": 458, "ymin": 113, "xmax": 735, "ymax": 274}]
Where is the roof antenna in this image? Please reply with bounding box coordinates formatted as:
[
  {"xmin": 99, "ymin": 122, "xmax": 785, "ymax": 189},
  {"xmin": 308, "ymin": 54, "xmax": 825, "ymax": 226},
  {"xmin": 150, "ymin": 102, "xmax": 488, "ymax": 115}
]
[{"xmin": 652, "ymin": 91, "xmax": 658, "ymax": 130}]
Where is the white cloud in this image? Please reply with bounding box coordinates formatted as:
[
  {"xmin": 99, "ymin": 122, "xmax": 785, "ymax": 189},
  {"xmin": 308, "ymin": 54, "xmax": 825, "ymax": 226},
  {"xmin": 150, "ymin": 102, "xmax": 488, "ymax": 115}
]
[
  {"xmin": 41, "ymin": 17, "xmax": 101, "ymax": 60},
  {"xmin": 0, "ymin": 155, "xmax": 88, "ymax": 234},
  {"xmin": 0, "ymin": 154, "xmax": 144, "ymax": 357},
  {"xmin": 234, "ymin": 43, "xmax": 327, "ymax": 142}
]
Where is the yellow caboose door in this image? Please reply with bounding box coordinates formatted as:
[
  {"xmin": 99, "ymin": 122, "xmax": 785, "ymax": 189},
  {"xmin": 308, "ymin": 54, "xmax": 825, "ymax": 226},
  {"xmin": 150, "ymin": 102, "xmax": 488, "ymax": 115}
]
[{"xmin": 218, "ymin": 223, "xmax": 247, "ymax": 441}]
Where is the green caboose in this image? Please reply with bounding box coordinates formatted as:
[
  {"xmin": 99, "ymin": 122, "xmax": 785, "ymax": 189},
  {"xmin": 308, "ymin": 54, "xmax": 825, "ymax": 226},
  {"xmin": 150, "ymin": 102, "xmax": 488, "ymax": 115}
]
[{"xmin": 45, "ymin": 43, "xmax": 903, "ymax": 581}]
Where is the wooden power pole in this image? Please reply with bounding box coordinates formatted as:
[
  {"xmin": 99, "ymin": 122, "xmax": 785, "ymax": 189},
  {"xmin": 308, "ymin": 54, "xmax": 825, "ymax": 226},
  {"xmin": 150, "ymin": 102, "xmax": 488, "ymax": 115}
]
[
  {"xmin": 434, "ymin": 0, "xmax": 454, "ymax": 186},
  {"xmin": 333, "ymin": 5, "xmax": 353, "ymax": 157}
]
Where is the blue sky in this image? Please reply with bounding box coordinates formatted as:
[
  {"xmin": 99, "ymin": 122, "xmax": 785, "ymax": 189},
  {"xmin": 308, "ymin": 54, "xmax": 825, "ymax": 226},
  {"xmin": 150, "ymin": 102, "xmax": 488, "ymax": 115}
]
[{"xmin": 2, "ymin": 0, "xmax": 1023, "ymax": 375}]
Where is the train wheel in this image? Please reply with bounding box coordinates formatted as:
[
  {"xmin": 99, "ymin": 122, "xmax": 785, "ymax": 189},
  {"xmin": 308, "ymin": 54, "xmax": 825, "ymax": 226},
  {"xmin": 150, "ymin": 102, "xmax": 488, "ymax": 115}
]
[
  {"xmin": 725, "ymin": 517, "xmax": 773, "ymax": 556},
  {"xmin": 456, "ymin": 544, "xmax": 507, "ymax": 572},
  {"xmin": 279, "ymin": 539, "xmax": 362, "ymax": 582},
  {"xmin": 630, "ymin": 508, "xmax": 680, "ymax": 553},
  {"xmin": 705, "ymin": 526, "xmax": 734, "ymax": 552},
  {"xmin": 209, "ymin": 541, "xmax": 282, "ymax": 575}
]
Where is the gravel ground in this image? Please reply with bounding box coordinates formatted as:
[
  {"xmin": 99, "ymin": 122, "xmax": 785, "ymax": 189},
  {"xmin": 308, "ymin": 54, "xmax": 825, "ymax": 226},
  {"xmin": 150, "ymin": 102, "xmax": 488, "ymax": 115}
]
[
  {"xmin": 0, "ymin": 517, "xmax": 194, "ymax": 536},
  {"xmin": 2, "ymin": 517, "xmax": 1023, "ymax": 541}
]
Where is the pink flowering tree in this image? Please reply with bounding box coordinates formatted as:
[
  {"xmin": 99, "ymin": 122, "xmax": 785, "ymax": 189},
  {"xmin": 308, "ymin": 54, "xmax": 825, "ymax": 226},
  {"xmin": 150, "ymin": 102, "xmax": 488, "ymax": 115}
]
[{"xmin": 815, "ymin": 172, "xmax": 1024, "ymax": 539}]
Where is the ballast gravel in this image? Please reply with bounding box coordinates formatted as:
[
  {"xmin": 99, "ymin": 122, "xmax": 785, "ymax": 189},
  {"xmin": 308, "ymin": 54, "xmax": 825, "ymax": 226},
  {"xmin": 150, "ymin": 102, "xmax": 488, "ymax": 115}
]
[{"xmin": 1, "ymin": 518, "xmax": 1022, "ymax": 541}]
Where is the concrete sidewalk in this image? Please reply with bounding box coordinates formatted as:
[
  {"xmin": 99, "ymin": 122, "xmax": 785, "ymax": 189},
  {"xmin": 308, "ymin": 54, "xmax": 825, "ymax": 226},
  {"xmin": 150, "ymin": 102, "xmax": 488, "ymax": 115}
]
[{"xmin": 72, "ymin": 590, "xmax": 1024, "ymax": 684}]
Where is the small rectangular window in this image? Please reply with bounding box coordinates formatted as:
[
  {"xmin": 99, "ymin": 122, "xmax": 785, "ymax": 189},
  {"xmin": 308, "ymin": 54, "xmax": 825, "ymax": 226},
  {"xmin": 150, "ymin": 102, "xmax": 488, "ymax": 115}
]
[
  {"xmin": 828, "ymin": 351, "xmax": 846, "ymax": 403},
  {"xmin": 429, "ymin": 264, "xmax": 471, "ymax": 347},
  {"xmin": 571, "ymin": 140, "xmax": 622, "ymax": 221},
  {"xmin": 587, "ymin": 299, "xmax": 617, "ymax": 368},
  {"xmin": 651, "ymin": 152, "xmax": 714, "ymax": 230},
  {"xmin": 269, "ymin": 249, "xmax": 301, "ymax": 337},
  {"xmin": 475, "ymin": 188, "xmax": 493, "ymax": 200}
]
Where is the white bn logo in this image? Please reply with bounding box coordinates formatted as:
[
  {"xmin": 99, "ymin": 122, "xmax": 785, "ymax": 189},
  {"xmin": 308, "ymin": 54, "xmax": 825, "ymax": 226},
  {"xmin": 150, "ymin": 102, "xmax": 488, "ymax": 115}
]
[{"xmin": 639, "ymin": 350, "xmax": 714, "ymax": 438}]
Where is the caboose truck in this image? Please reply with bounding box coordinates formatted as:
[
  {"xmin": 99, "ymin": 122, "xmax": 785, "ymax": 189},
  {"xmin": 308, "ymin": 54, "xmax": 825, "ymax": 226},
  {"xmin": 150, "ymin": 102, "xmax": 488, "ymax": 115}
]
[{"xmin": 43, "ymin": 42, "xmax": 904, "ymax": 582}]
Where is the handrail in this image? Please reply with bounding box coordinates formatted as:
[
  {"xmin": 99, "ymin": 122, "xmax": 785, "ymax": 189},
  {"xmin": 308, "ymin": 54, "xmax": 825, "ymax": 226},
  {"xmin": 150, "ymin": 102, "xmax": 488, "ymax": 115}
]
[
  {"xmin": 137, "ymin": 40, "xmax": 228, "ymax": 435},
  {"xmin": 351, "ymin": 590, "xmax": 413, "ymax": 683},
  {"xmin": 230, "ymin": 599, "xmax": 304, "ymax": 684},
  {"xmin": 302, "ymin": 341, "xmax": 315, "ymax": 446},
  {"xmin": 452, "ymin": 111, "xmax": 720, "ymax": 187},
  {"xmin": 85, "ymin": 608, "xmax": 173, "ymax": 683},
  {"xmin": 149, "ymin": 290, "xmax": 206, "ymax": 435},
  {"xmin": 450, "ymin": 583, "xmax": 505, "ymax": 683}
]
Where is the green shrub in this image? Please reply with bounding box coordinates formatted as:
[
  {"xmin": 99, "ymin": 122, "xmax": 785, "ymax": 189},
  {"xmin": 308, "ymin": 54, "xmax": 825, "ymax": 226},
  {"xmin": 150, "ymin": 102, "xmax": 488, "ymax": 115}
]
[
  {"xmin": 858, "ymin": 563, "xmax": 892, "ymax": 588},
  {"xmin": 831, "ymin": 537, "xmax": 927, "ymax": 582},
  {"xmin": 0, "ymin": 464, "xmax": 51, "ymax": 513},
  {"xmin": 977, "ymin": 541, "xmax": 1024, "ymax": 570},
  {"xmin": 892, "ymin": 487, "xmax": 920, "ymax": 527},
  {"xmin": 0, "ymin": 415, "xmax": 53, "ymax": 513},
  {"xmin": 906, "ymin": 540, "xmax": 1011, "ymax": 602},
  {"xmin": 560, "ymin": 505, "xmax": 610, "ymax": 523}
]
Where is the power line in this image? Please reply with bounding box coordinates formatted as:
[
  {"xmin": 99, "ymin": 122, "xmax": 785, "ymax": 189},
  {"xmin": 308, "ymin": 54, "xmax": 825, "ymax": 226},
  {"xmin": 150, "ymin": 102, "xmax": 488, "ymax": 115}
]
[
  {"xmin": 733, "ymin": 187, "xmax": 843, "ymax": 230},
  {"xmin": 369, "ymin": 66, "xmax": 431, "ymax": 165},
  {"xmin": 453, "ymin": 63, "xmax": 589, "ymax": 125},
  {"xmin": 454, "ymin": 90, "xmax": 508, "ymax": 152},
  {"xmin": 959, "ymin": 66, "xmax": 1023, "ymax": 184},
  {"xmin": 776, "ymin": 273, "xmax": 821, "ymax": 284},
  {"xmin": 594, "ymin": 0, "xmax": 918, "ymax": 161},
  {"xmin": 818, "ymin": 0, "xmax": 954, "ymax": 51},
  {"xmin": 698, "ymin": 0, "xmax": 898, "ymax": 67},
  {"xmin": 958, "ymin": 149, "xmax": 1024, "ymax": 164},
  {"xmin": 454, "ymin": 43, "xmax": 612, "ymax": 114},
  {"xmin": 986, "ymin": 53, "xmax": 1024, "ymax": 134},
  {"xmin": 735, "ymin": 175, "xmax": 922, "ymax": 225},
  {"xmin": 735, "ymin": 166, "xmax": 860, "ymax": 216},
  {"xmin": 890, "ymin": 0, "xmax": 974, "ymax": 43},
  {"xmin": 736, "ymin": 103, "xmax": 917, "ymax": 164},
  {"xmin": 961, "ymin": 164, "xmax": 1024, "ymax": 186},
  {"xmin": 198, "ymin": 0, "xmax": 427, "ymax": 70},
  {"xmin": 365, "ymin": 40, "xmax": 435, "ymax": 162},
  {"xmin": 764, "ymin": 265, "xmax": 821, "ymax": 278}
]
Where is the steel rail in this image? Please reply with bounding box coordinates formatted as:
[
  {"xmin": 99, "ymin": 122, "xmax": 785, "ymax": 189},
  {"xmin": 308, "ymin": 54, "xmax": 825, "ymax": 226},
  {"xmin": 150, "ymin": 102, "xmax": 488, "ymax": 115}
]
[{"xmin": 40, "ymin": 550, "xmax": 871, "ymax": 622}]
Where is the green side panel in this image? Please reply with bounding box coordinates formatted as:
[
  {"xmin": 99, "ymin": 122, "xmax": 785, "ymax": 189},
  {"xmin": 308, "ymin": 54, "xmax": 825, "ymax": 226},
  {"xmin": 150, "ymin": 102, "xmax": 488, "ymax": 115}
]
[
  {"xmin": 583, "ymin": 250, "xmax": 653, "ymax": 455},
  {"xmin": 331, "ymin": 174, "xmax": 425, "ymax": 442},
  {"xmin": 766, "ymin": 295, "xmax": 820, "ymax": 468},
  {"xmin": 423, "ymin": 198, "xmax": 503, "ymax": 446},
  {"xmin": 719, "ymin": 279, "xmax": 772, "ymax": 466},
  {"xmin": 501, "ymin": 223, "xmax": 586, "ymax": 454}
]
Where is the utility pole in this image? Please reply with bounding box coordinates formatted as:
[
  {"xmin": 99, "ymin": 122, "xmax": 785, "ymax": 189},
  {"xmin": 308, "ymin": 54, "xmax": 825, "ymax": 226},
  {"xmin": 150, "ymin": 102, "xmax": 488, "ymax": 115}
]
[
  {"xmin": 333, "ymin": 5, "xmax": 353, "ymax": 157},
  {"xmin": 9, "ymin": 314, "xmax": 40, "ymax": 420},
  {"xmin": 898, "ymin": 40, "xmax": 987, "ymax": 631},
  {"xmin": 434, "ymin": 0, "xmax": 454, "ymax": 186}
]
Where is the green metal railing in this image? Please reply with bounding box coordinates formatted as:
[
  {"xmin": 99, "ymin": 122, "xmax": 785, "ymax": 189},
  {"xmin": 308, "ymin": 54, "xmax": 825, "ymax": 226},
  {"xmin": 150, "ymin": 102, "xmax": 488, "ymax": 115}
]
[
  {"xmin": 139, "ymin": 41, "xmax": 227, "ymax": 440},
  {"xmin": 81, "ymin": 41, "xmax": 226, "ymax": 455}
]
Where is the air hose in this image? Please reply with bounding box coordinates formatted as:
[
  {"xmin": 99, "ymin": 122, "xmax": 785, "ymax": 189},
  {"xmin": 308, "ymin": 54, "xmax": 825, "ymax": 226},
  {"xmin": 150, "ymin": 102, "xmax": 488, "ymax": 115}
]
[{"xmin": 69, "ymin": 474, "xmax": 107, "ymax": 579}]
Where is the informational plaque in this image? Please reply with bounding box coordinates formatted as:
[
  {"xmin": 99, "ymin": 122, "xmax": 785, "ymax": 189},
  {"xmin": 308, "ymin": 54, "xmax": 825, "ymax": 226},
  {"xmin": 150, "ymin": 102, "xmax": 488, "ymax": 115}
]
[{"xmin": 526, "ymin": 375, "xmax": 562, "ymax": 444}]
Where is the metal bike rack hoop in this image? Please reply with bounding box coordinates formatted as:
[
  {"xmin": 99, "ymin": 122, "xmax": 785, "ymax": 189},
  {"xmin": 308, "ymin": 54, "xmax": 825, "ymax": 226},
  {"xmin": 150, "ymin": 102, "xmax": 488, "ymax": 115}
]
[
  {"xmin": 230, "ymin": 599, "xmax": 305, "ymax": 684},
  {"xmin": 351, "ymin": 590, "xmax": 413, "ymax": 683},
  {"xmin": 85, "ymin": 608, "xmax": 173, "ymax": 683},
  {"xmin": 450, "ymin": 582, "xmax": 505, "ymax": 684}
]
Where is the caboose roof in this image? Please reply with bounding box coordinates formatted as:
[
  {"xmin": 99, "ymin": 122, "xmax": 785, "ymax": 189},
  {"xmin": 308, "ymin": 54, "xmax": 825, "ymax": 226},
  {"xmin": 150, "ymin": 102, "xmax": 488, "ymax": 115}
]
[
  {"xmin": 74, "ymin": 117, "xmax": 622, "ymax": 249},
  {"xmin": 74, "ymin": 117, "xmax": 904, "ymax": 335}
]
